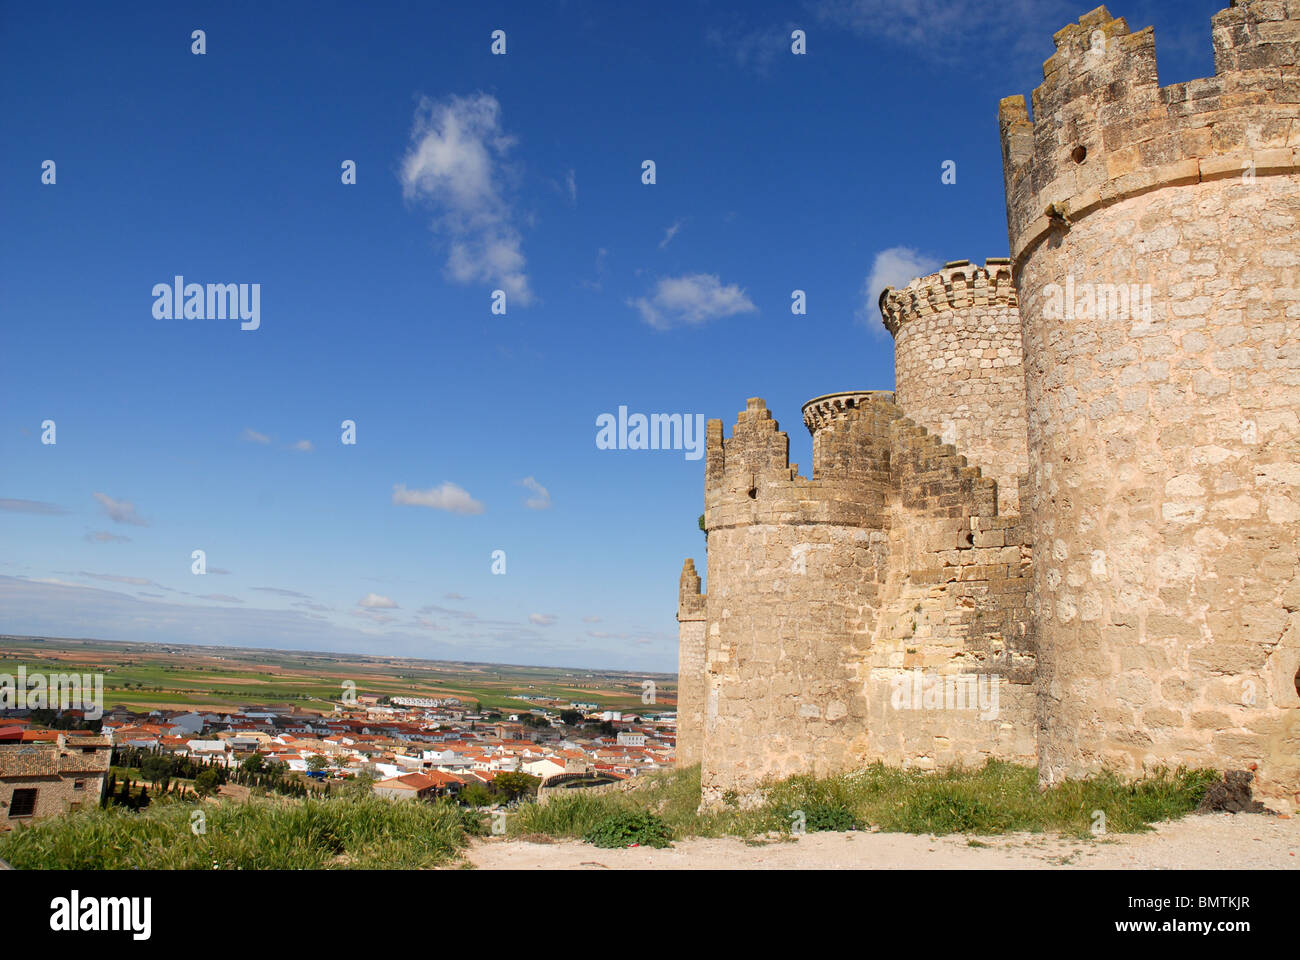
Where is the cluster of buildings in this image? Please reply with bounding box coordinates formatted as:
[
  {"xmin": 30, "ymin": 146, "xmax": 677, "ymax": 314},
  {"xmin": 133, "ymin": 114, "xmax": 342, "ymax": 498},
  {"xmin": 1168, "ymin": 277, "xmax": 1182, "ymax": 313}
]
[{"xmin": 0, "ymin": 696, "xmax": 678, "ymax": 825}]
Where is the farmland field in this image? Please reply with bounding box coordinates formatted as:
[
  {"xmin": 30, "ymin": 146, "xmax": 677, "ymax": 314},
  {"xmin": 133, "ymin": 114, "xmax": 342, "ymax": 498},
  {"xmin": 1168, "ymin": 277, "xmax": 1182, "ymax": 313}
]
[{"xmin": 0, "ymin": 635, "xmax": 676, "ymax": 714}]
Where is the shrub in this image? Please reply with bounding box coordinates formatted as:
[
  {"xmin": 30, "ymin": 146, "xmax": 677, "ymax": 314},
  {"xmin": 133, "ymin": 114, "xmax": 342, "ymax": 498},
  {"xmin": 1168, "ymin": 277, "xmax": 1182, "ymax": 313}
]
[{"xmin": 582, "ymin": 811, "xmax": 673, "ymax": 849}]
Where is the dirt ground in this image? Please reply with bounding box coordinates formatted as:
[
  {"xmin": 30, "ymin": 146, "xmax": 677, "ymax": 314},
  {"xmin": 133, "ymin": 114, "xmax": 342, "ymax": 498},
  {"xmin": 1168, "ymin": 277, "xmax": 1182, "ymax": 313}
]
[{"xmin": 462, "ymin": 812, "xmax": 1299, "ymax": 869}]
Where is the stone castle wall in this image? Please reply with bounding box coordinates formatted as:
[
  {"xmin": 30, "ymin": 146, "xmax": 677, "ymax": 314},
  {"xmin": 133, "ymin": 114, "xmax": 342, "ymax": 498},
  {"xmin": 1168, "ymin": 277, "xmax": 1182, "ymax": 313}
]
[
  {"xmin": 675, "ymin": 559, "xmax": 707, "ymax": 767},
  {"xmin": 882, "ymin": 259, "xmax": 1029, "ymax": 515},
  {"xmin": 691, "ymin": 393, "xmax": 1039, "ymax": 802},
  {"xmin": 999, "ymin": 2, "xmax": 1300, "ymax": 805},
  {"xmin": 676, "ymin": 1, "xmax": 1299, "ymax": 813},
  {"xmin": 697, "ymin": 398, "xmax": 891, "ymax": 803}
]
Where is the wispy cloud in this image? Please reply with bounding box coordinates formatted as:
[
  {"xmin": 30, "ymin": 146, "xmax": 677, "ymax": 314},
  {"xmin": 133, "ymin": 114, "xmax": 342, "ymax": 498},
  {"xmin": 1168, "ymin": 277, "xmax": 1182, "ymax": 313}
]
[
  {"xmin": 358, "ymin": 593, "xmax": 398, "ymax": 609},
  {"xmin": 565, "ymin": 168, "xmax": 577, "ymax": 203},
  {"xmin": 528, "ymin": 613, "xmax": 557, "ymax": 626},
  {"xmin": 859, "ymin": 246, "xmax": 941, "ymax": 331},
  {"xmin": 77, "ymin": 571, "xmax": 154, "ymax": 586},
  {"xmin": 706, "ymin": 24, "xmax": 794, "ymax": 74},
  {"xmin": 579, "ymin": 247, "xmax": 608, "ymax": 292},
  {"xmin": 659, "ymin": 219, "xmax": 684, "ymax": 249},
  {"xmin": 812, "ymin": 0, "xmax": 1074, "ymax": 61},
  {"xmin": 418, "ymin": 604, "xmax": 476, "ymax": 620},
  {"xmin": 629, "ymin": 273, "xmax": 757, "ymax": 330},
  {"xmin": 252, "ymin": 586, "xmax": 312, "ymax": 599},
  {"xmin": 519, "ymin": 476, "xmax": 551, "ymax": 510},
  {"xmin": 198, "ymin": 593, "xmax": 243, "ymax": 603},
  {"xmin": 84, "ymin": 531, "xmax": 131, "ymax": 543},
  {"xmin": 0, "ymin": 498, "xmax": 67, "ymax": 516},
  {"xmin": 289, "ymin": 439, "xmax": 313, "ymax": 453},
  {"xmin": 243, "ymin": 428, "xmax": 272, "ymax": 445},
  {"xmin": 93, "ymin": 492, "xmax": 149, "ymax": 527},
  {"xmin": 400, "ymin": 92, "xmax": 532, "ymax": 305},
  {"xmin": 393, "ymin": 482, "xmax": 485, "ymax": 515}
]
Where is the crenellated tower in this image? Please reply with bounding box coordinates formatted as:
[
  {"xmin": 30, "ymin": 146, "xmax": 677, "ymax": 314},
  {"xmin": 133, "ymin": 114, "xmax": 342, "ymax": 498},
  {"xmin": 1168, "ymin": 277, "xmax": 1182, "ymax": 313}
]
[
  {"xmin": 999, "ymin": 2, "xmax": 1300, "ymax": 804},
  {"xmin": 881, "ymin": 258, "xmax": 1028, "ymax": 515},
  {"xmin": 675, "ymin": 559, "xmax": 707, "ymax": 766},
  {"xmin": 697, "ymin": 396, "xmax": 897, "ymax": 803}
]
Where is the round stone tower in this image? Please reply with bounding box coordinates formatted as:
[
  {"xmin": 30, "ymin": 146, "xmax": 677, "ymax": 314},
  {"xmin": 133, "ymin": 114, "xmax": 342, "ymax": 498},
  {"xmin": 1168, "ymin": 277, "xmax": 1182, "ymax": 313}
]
[
  {"xmin": 698, "ymin": 395, "xmax": 897, "ymax": 803},
  {"xmin": 1000, "ymin": 2, "xmax": 1300, "ymax": 806},
  {"xmin": 881, "ymin": 258, "xmax": 1028, "ymax": 515}
]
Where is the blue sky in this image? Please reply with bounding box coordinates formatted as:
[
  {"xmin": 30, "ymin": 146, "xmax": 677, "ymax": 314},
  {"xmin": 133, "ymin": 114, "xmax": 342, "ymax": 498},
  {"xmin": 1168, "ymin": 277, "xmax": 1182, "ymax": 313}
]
[{"xmin": 0, "ymin": 0, "xmax": 1225, "ymax": 672}]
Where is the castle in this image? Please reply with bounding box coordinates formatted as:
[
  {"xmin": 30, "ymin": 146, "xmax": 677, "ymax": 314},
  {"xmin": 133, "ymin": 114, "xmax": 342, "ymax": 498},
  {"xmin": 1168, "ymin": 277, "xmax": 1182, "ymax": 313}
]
[{"xmin": 676, "ymin": 2, "xmax": 1300, "ymax": 810}]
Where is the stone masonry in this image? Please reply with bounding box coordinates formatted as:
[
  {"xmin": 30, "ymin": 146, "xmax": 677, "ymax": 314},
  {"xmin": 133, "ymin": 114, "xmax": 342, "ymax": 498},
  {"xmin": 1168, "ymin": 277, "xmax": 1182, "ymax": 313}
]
[{"xmin": 676, "ymin": 2, "xmax": 1300, "ymax": 811}]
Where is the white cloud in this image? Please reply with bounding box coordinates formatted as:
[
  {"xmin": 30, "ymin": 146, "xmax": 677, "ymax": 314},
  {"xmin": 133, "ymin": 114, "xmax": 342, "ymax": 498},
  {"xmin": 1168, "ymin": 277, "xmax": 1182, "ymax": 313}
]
[
  {"xmin": 253, "ymin": 586, "xmax": 311, "ymax": 598},
  {"xmin": 78, "ymin": 571, "xmax": 154, "ymax": 586},
  {"xmin": 0, "ymin": 498, "xmax": 67, "ymax": 515},
  {"xmin": 582, "ymin": 615, "xmax": 601, "ymax": 623},
  {"xmin": 392, "ymin": 482, "xmax": 485, "ymax": 515},
  {"xmin": 628, "ymin": 273, "xmax": 757, "ymax": 330},
  {"xmin": 290, "ymin": 439, "xmax": 313, "ymax": 452},
  {"xmin": 93, "ymin": 492, "xmax": 148, "ymax": 527},
  {"xmin": 659, "ymin": 219, "xmax": 683, "ymax": 249},
  {"xmin": 566, "ymin": 168, "xmax": 577, "ymax": 203},
  {"xmin": 706, "ymin": 25, "xmax": 792, "ymax": 73},
  {"xmin": 813, "ymin": 0, "xmax": 1075, "ymax": 58},
  {"xmin": 84, "ymin": 531, "xmax": 130, "ymax": 543},
  {"xmin": 243, "ymin": 428, "xmax": 271, "ymax": 445},
  {"xmin": 528, "ymin": 613, "xmax": 557, "ymax": 626},
  {"xmin": 358, "ymin": 593, "xmax": 398, "ymax": 609},
  {"xmin": 400, "ymin": 92, "xmax": 533, "ymax": 305},
  {"xmin": 859, "ymin": 246, "xmax": 942, "ymax": 329},
  {"xmin": 519, "ymin": 476, "xmax": 551, "ymax": 510}
]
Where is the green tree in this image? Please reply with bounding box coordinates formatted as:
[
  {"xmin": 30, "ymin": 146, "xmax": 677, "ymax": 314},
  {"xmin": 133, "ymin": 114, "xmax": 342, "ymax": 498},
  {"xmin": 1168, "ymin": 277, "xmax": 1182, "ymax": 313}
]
[
  {"xmin": 306, "ymin": 754, "xmax": 331, "ymax": 773},
  {"xmin": 140, "ymin": 754, "xmax": 172, "ymax": 785},
  {"xmin": 494, "ymin": 772, "xmax": 541, "ymax": 802},
  {"xmin": 460, "ymin": 783, "xmax": 492, "ymax": 807},
  {"xmin": 240, "ymin": 753, "xmax": 265, "ymax": 774},
  {"xmin": 194, "ymin": 768, "xmax": 221, "ymax": 797}
]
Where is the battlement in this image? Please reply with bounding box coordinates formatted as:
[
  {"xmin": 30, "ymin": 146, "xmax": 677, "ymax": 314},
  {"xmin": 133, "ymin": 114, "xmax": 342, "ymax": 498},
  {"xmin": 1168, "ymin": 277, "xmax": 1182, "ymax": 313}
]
[
  {"xmin": 879, "ymin": 259, "xmax": 1016, "ymax": 336},
  {"xmin": 704, "ymin": 397, "xmax": 894, "ymax": 531},
  {"xmin": 677, "ymin": 558, "xmax": 706, "ymax": 621},
  {"xmin": 999, "ymin": 2, "xmax": 1300, "ymax": 264},
  {"xmin": 801, "ymin": 390, "xmax": 894, "ymax": 435}
]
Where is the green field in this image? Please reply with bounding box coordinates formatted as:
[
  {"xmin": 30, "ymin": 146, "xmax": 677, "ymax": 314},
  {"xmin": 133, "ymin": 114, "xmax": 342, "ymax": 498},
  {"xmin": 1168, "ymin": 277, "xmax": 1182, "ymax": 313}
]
[{"xmin": 0, "ymin": 635, "xmax": 675, "ymax": 715}]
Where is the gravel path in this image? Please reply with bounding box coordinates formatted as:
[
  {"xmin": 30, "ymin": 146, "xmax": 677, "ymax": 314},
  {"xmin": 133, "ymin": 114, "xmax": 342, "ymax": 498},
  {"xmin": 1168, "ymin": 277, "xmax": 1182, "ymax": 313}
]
[{"xmin": 464, "ymin": 812, "xmax": 1298, "ymax": 869}]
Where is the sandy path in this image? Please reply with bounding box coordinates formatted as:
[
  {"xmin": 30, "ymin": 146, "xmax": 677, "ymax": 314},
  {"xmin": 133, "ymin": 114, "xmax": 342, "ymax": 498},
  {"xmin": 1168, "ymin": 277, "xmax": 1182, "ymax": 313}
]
[{"xmin": 463, "ymin": 812, "xmax": 1299, "ymax": 869}]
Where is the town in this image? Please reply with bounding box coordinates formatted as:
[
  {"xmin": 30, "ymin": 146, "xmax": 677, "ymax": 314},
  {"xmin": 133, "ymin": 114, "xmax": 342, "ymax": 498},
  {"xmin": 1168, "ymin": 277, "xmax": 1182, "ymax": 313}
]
[{"xmin": 0, "ymin": 691, "xmax": 677, "ymax": 823}]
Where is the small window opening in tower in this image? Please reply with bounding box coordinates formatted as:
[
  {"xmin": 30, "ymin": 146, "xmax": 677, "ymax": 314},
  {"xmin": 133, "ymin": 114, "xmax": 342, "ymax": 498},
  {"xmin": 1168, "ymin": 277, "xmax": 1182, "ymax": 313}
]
[
  {"xmin": 846, "ymin": 399, "xmax": 855, "ymax": 408},
  {"xmin": 1071, "ymin": 145, "xmax": 1087, "ymax": 163},
  {"xmin": 1294, "ymin": 664, "xmax": 1299, "ymax": 699},
  {"xmin": 747, "ymin": 486, "xmax": 757, "ymax": 500}
]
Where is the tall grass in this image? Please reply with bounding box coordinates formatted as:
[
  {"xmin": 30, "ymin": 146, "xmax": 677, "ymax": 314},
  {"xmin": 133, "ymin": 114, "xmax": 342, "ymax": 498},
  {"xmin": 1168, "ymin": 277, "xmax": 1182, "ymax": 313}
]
[
  {"xmin": 508, "ymin": 761, "xmax": 1221, "ymax": 842},
  {"xmin": 0, "ymin": 795, "xmax": 472, "ymax": 869},
  {"xmin": 0, "ymin": 761, "xmax": 1222, "ymax": 868}
]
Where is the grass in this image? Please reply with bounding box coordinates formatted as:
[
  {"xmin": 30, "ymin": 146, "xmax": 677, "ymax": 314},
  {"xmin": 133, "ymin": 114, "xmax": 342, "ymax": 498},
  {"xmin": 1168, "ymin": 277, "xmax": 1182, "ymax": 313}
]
[
  {"xmin": 0, "ymin": 760, "xmax": 1221, "ymax": 868},
  {"xmin": 0, "ymin": 794, "xmax": 475, "ymax": 869},
  {"xmin": 507, "ymin": 760, "xmax": 1221, "ymax": 844}
]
